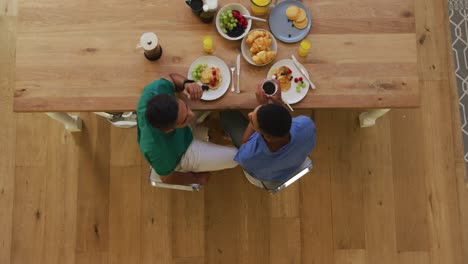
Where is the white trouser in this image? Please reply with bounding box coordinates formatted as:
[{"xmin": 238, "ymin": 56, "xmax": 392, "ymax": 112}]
[
  {"xmin": 157, "ymin": 126, "xmax": 236, "ymax": 173},
  {"xmin": 175, "ymin": 138, "xmax": 238, "ymax": 172},
  {"xmin": 173, "ymin": 125, "xmax": 236, "ymax": 172}
]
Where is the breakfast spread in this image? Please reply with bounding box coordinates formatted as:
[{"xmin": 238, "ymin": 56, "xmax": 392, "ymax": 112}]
[
  {"xmin": 246, "ymin": 30, "xmax": 276, "ymax": 65},
  {"xmin": 286, "ymin": 5, "xmax": 308, "ymax": 29}
]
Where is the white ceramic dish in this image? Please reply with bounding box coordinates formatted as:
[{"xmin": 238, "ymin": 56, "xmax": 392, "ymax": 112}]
[
  {"xmin": 241, "ymin": 28, "xmax": 277, "ymax": 66},
  {"xmin": 266, "ymin": 59, "xmax": 310, "ymax": 104},
  {"xmin": 187, "ymin": 56, "xmax": 231, "ymax": 101},
  {"xmin": 215, "ymin": 3, "xmax": 252, "ymax": 41}
]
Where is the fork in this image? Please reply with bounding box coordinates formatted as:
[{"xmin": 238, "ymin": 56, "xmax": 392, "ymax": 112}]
[{"xmin": 230, "ymin": 63, "xmax": 236, "ymax": 92}]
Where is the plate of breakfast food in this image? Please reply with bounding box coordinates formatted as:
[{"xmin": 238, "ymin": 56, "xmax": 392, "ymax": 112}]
[
  {"xmin": 187, "ymin": 56, "xmax": 231, "ymax": 101},
  {"xmin": 268, "ymin": 0, "xmax": 312, "ymax": 43},
  {"xmin": 267, "ymin": 59, "xmax": 310, "ymax": 104},
  {"xmin": 241, "ymin": 29, "xmax": 277, "ymax": 66}
]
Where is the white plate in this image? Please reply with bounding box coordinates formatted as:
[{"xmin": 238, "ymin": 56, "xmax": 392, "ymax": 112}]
[
  {"xmin": 215, "ymin": 3, "xmax": 252, "ymax": 41},
  {"xmin": 187, "ymin": 56, "xmax": 231, "ymax": 101},
  {"xmin": 266, "ymin": 59, "xmax": 309, "ymax": 104},
  {"xmin": 241, "ymin": 29, "xmax": 278, "ymax": 66}
]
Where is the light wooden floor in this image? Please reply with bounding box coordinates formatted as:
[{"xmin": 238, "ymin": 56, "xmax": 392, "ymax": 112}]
[{"xmin": 1, "ymin": 0, "xmax": 468, "ymax": 263}]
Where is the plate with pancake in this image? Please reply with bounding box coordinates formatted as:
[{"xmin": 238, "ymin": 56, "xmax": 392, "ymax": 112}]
[
  {"xmin": 188, "ymin": 56, "xmax": 231, "ymax": 101},
  {"xmin": 267, "ymin": 59, "xmax": 310, "ymax": 104},
  {"xmin": 268, "ymin": 0, "xmax": 312, "ymax": 43}
]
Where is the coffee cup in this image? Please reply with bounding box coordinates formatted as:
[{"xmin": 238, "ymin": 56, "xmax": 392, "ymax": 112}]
[{"xmin": 262, "ymin": 79, "xmax": 278, "ymax": 95}]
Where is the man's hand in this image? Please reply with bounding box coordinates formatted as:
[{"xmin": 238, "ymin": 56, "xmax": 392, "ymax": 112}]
[
  {"xmin": 267, "ymin": 79, "xmax": 282, "ymax": 104},
  {"xmin": 255, "ymin": 80, "xmax": 268, "ymax": 104},
  {"xmin": 183, "ymin": 82, "xmax": 203, "ymax": 101}
]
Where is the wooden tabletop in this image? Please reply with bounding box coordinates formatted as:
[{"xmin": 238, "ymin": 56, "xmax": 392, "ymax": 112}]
[{"xmin": 14, "ymin": 0, "xmax": 418, "ymax": 112}]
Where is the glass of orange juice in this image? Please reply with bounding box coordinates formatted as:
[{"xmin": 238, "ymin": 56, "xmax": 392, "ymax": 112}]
[
  {"xmin": 250, "ymin": 0, "xmax": 271, "ymax": 16},
  {"xmin": 203, "ymin": 36, "xmax": 214, "ymax": 53},
  {"xmin": 298, "ymin": 39, "xmax": 311, "ymax": 57}
]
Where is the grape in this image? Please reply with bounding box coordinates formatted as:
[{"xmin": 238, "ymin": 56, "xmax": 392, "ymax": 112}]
[
  {"xmin": 219, "ymin": 10, "xmax": 241, "ymax": 35},
  {"xmin": 192, "ymin": 63, "xmax": 207, "ymax": 81}
]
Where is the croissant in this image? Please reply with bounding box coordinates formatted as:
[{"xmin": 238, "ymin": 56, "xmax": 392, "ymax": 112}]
[
  {"xmin": 250, "ymin": 37, "xmax": 272, "ymax": 55},
  {"xmin": 252, "ymin": 50, "xmax": 276, "ymax": 64},
  {"xmin": 246, "ymin": 30, "xmax": 267, "ymax": 45}
]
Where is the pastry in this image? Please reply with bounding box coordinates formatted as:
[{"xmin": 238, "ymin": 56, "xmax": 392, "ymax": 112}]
[
  {"xmin": 293, "ymin": 18, "xmax": 308, "ymax": 29},
  {"xmin": 278, "ymin": 75, "xmax": 292, "ymax": 92},
  {"xmin": 200, "ymin": 67, "xmax": 222, "ymax": 89},
  {"xmin": 250, "ymin": 37, "xmax": 272, "ymax": 55},
  {"xmin": 295, "ymin": 8, "xmax": 307, "ymax": 22},
  {"xmin": 286, "ymin": 5, "xmax": 309, "ymax": 30},
  {"xmin": 272, "ymin": 66, "xmax": 293, "ymax": 92},
  {"xmin": 246, "ymin": 30, "xmax": 276, "ymax": 65},
  {"xmin": 286, "ymin": 5, "xmax": 300, "ymax": 20},
  {"xmin": 252, "ymin": 50, "xmax": 276, "ymax": 65},
  {"xmin": 246, "ymin": 30, "xmax": 267, "ymax": 45}
]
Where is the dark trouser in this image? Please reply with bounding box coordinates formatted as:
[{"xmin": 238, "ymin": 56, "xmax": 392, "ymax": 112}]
[{"xmin": 219, "ymin": 110, "xmax": 249, "ymax": 149}]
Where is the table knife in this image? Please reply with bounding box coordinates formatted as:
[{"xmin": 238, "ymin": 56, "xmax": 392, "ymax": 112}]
[
  {"xmin": 291, "ymin": 55, "xmax": 316, "ymax": 89},
  {"xmin": 236, "ymin": 54, "xmax": 241, "ymax": 93}
]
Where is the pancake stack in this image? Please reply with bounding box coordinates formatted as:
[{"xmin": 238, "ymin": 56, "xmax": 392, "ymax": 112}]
[{"xmin": 286, "ymin": 5, "xmax": 308, "ymax": 30}]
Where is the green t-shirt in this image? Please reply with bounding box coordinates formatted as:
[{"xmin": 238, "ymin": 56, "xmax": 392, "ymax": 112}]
[{"xmin": 137, "ymin": 78, "xmax": 193, "ymax": 175}]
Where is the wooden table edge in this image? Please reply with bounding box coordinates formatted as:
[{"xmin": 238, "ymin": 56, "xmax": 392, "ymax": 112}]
[{"xmin": 13, "ymin": 94, "xmax": 421, "ymax": 112}]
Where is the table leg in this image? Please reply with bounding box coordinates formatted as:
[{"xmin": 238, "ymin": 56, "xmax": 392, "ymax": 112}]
[
  {"xmin": 46, "ymin": 112, "xmax": 82, "ymax": 132},
  {"xmin": 359, "ymin": 109, "xmax": 390, "ymax": 128}
]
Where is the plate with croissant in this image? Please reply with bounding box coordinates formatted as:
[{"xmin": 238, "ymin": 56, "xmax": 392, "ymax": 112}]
[
  {"xmin": 241, "ymin": 29, "xmax": 277, "ymax": 66},
  {"xmin": 187, "ymin": 56, "xmax": 231, "ymax": 101}
]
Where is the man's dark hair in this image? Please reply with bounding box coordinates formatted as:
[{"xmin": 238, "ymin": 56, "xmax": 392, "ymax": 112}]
[
  {"xmin": 145, "ymin": 94, "xmax": 179, "ymax": 130},
  {"xmin": 257, "ymin": 104, "xmax": 292, "ymax": 137}
]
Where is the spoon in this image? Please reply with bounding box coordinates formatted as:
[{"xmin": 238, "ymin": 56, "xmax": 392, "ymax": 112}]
[{"xmin": 243, "ymin": 15, "xmax": 267, "ymax": 23}]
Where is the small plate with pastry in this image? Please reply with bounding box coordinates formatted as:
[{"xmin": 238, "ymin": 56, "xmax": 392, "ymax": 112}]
[
  {"xmin": 267, "ymin": 59, "xmax": 310, "ymax": 104},
  {"xmin": 241, "ymin": 29, "xmax": 277, "ymax": 66},
  {"xmin": 268, "ymin": 0, "xmax": 312, "ymax": 43},
  {"xmin": 187, "ymin": 56, "xmax": 231, "ymax": 101}
]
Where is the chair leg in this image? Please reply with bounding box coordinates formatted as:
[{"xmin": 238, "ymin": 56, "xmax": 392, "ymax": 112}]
[
  {"xmin": 359, "ymin": 109, "xmax": 390, "ymax": 128},
  {"xmin": 46, "ymin": 113, "xmax": 82, "ymax": 132}
]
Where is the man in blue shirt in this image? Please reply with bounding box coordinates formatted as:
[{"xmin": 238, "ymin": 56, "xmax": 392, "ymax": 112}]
[{"xmin": 220, "ymin": 81, "xmax": 316, "ymax": 183}]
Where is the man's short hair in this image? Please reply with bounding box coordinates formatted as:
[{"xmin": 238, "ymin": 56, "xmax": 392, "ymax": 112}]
[
  {"xmin": 257, "ymin": 104, "xmax": 292, "ymax": 137},
  {"xmin": 145, "ymin": 94, "xmax": 179, "ymax": 130}
]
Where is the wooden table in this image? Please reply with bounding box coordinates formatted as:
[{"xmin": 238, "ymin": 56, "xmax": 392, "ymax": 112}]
[{"xmin": 14, "ymin": 0, "xmax": 418, "ymax": 129}]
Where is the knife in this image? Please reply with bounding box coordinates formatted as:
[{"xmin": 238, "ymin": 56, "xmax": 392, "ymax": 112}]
[
  {"xmin": 291, "ymin": 55, "xmax": 316, "ymax": 90},
  {"xmin": 236, "ymin": 54, "xmax": 241, "ymax": 93}
]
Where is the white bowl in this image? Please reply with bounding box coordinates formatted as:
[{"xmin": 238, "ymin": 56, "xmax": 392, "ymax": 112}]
[
  {"xmin": 241, "ymin": 29, "xmax": 278, "ymax": 66},
  {"xmin": 215, "ymin": 3, "xmax": 252, "ymax": 41}
]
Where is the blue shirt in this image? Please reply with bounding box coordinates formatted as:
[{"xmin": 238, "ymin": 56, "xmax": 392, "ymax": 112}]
[{"xmin": 234, "ymin": 116, "xmax": 316, "ymax": 182}]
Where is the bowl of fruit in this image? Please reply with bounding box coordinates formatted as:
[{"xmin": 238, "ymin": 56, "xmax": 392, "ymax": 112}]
[{"xmin": 215, "ymin": 3, "xmax": 252, "ymax": 41}]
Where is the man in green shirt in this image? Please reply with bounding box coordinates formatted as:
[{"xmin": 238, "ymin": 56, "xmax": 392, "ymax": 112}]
[{"xmin": 137, "ymin": 73, "xmax": 237, "ymax": 185}]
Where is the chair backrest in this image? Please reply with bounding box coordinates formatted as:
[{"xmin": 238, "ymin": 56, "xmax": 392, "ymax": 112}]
[
  {"xmin": 148, "ymin": 167, "xmax": 201, "ymax": 191},
  {"xmin": 243, "ymin": 156, "xmax": 313, "ymax": 194}
]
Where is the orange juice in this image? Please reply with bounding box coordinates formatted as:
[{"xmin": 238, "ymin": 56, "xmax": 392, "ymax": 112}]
[
  {"xmin": 203, "ymin": 36, "xmax": 214, "ymax": 53},
  {"xmin": 298, "ymin": 39, "xmax": 311, "ymax": 57},
  {"xmin": 250, "ymin": 0, "xmax": 271, "ymax": 16}
]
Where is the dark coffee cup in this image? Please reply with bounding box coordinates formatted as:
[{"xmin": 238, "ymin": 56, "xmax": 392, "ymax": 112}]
[
  {"xmin": 186, "ymin": 0, "xmax": 204, "ymax": 16},
  {"xmin": 262, "ymin": 80, "xmax": 278, "ymax": 95}
]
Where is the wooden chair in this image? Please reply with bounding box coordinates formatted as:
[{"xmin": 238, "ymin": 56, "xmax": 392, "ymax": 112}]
[
  {"xmin": 243, "ymin": 156, "xmax": 313, "ymax": 194},
  {"xmin": 148, "ymin": 167, "xmax": 202, "ymax": 191}
]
